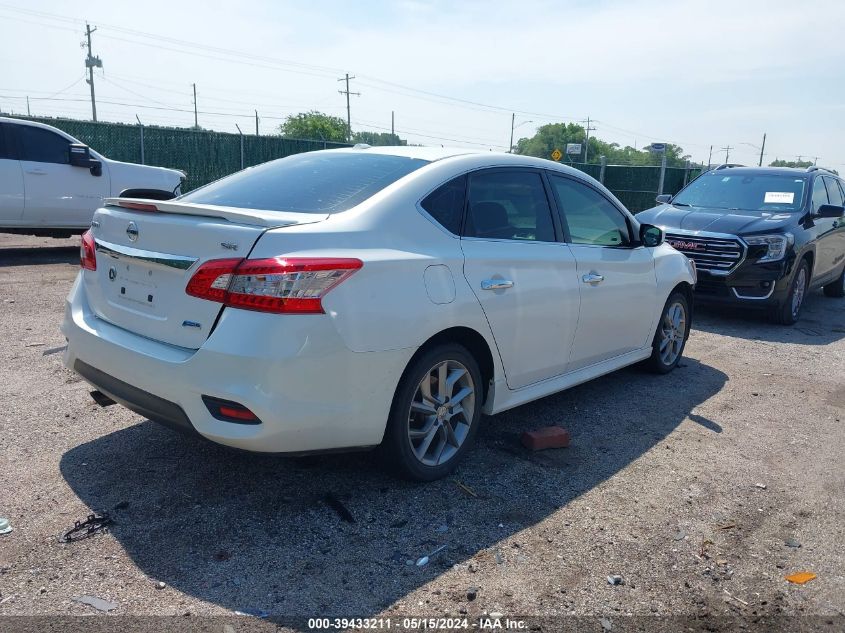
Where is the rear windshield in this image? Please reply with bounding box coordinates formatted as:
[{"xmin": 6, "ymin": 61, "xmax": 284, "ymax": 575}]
[
  {"xmin": 180, "ymin": 152, "xmax": 429, "ymax": 213},
  {"xmin": 672, "ymin": 173, "xmax": 807, "ymax": 212}
]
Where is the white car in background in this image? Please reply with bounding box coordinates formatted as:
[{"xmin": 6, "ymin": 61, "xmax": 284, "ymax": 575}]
[
  {"xmin": 0, "ymin": 117, "xmax": 184, "ymax": 237},
  {"xmin": 62, "ymin": 147, "xmax": 696, "ymax": 480}
]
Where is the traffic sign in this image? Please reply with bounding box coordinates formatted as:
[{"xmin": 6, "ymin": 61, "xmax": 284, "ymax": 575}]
[
  {"xmin": 551, "ymin": 148, "xmax": 562, "ymax": 161},
  {"xmin": 566, "ymin": 143, "xmax": 582, "ymax": 155}
]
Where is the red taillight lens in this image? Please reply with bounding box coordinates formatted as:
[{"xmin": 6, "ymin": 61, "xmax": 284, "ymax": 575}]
[
  {"xmin": 80, "ymin": 230, "xmax": 96, "ymax": 271},
  {"xmin": 186, "ymin": 257, "xmax": 362, "ymax": 314},
  {"xmin": 116, "ymin": 200, "xmax": 159, "ymax": 212}
]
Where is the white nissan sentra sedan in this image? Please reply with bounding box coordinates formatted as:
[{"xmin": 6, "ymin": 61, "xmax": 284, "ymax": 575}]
[{"xmin": 62, "ymin": 146, "xmax": 696, "ymax": 480}]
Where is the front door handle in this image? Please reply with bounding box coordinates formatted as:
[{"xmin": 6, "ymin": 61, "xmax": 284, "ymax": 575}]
[
  {"xmin": 582, "ymin": 272, "xmax": 605, "ymax": 285},
  {"xmin": 26, "ymin": 169, "xmax": 47, "ymax": 176},
  {"xmin": 481, "ymin": 279, "xmax": 514, "ymax": 290}
]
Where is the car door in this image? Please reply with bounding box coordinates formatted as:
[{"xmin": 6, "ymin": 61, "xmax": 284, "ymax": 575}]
[
  {"xmin": 821, "ymin": 176, "xmax": 845, "ymax": 278},
  {"xmin": 548, "ymin": 173, "xmax": 658, "ymax": 370},
  {"xmin": 460, "ymin": 168, "xmax": 581, "ymax": 390},
  {"xmin": 12, "ymin": 123, "xmax": 109, "ymax": 228},
  {"xmin": 809, "ymin": 175, "xmax": 837, "ymax": 279},
  {"xmin": 0, "ymin": 123, "xmax": 24, "ymax": 223}
]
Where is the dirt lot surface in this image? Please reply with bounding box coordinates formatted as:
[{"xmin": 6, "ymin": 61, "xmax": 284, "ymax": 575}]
[{"xmin": 1, "ymin": 233, "xmax": 843, "ymax": 631}]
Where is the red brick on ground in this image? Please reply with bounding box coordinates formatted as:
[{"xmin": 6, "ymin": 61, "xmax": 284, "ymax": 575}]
[{"xmin": 521, "ymin": 426, "xmax": 571, "ymax": 451}]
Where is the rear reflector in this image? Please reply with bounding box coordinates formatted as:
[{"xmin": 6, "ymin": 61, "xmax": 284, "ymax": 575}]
[
  {"xmin": 80, "ymin": 230, "xmax": 96, "ymax": 270},
  {"xmin": 186, "ymin": 257, "xmax": 362, "ymax": 314},
  {"xmin": 202, "ymin": 396, "xmax": 261, "ymax": 424}
]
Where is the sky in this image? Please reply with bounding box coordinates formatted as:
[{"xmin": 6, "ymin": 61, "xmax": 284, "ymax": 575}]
[{"xmin": 1, "ymin": 0, "xmax": 844, "ymax": 169}]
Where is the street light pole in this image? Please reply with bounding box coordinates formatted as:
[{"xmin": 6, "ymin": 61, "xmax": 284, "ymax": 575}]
[
  {"xmin": 509, "ymin": 113, "xmax": 515, "ymax": 153},
  {"xmin": 759, "ymin": 133, "xmax": 766, "ymax": 167}
]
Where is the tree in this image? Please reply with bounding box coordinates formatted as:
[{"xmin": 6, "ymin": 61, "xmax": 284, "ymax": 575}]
[
  {"xmin": 352, "ymin": 131, "xmax": 407, "ymax": 146},
  {"xmin": 514, "ymin": 123, "xmax": 691, "ymax": 167},
  {"xmin": 279, "ymin": 111, "xmax": 347, "ymax": 142},
  {"xmin": 769, "ymin": 158, "xmax": 814, "ymax": 169}
]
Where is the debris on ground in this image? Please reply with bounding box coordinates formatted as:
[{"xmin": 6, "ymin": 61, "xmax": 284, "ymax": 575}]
[
  {"xmin": 673, "ymin": 529, "xmax": 687, "ymax": 541},
  {"xmin": 467, "ymin": 586, "xmax": 478, "ymax": 601},
  {"xmin": 755, "ymin": 483, "xmax": 767, "ymax": 489},
  {"xmin": 0, "ymin": 517, "xmax": 12, "ymax": 535},
  {"xmin": 521, "ymin": 426, "xmax": 571, "ymax": 451},
  {"xmin": 416, "ymin": 544, "xmax": 447, "ymax": 567},
  {"xmin": 73, "ymin": 595, "xmax": 117, "ymax": 612},
  {"xmin": 453, "ymin": 480, "xmax": 477, "ymax": 497},
  {"xmin": 63, "ymin": 513, "xmax": 113, "ymax": 542},
  {"xmin": 722, "ymin": 589, "xmax": 748, "ymax": 606},
  {"xmin": 607, "ymin": 575, "xmax": 624, "ymax": 586},
  {"xmin": 155, "ymin": 581, "xmax": 166, "ymax": 590},
  {"xmin": 234, "ymin": 608, "xmax": 270, "ymax": 618},
  {"xmin": 785, "ymin": 571, "xmax": 817, "ymax": 585},
  {"xmin": 785, "ymin": 538, "xmax": 802, "ymax": 548},
  {"xmin": 323, "ymin": 493, "xmax": 355, "ymax": 523},
  {"xmin": 435, "ymin": 524, "xmax": 448, "ymax": 533},
  {"xmin": 600, "ymin": 618, "xmax": 613, "ymax": 631},
  {"xmin": 717, "ymin": 522, "xmax": 737, "ymax": 530}
]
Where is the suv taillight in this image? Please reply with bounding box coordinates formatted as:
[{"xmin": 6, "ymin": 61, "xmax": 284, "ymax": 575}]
[
  {"xmin": 80, "ymin": 230, "xmax": 96, "ymax": 271},
  {"xmin": 186, "ymin": 257, "xmax": 362, "ymax": 314}
]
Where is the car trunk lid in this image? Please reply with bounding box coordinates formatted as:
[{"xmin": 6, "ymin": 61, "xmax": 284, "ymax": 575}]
[{"xmin": 83, "ymin": 200, "xmax": 327, "ymax": 349}]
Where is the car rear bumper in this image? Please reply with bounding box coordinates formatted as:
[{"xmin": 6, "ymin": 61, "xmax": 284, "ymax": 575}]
[{"xmin": 61, "ymin": 273, "xmax": 415, "ymax": 453}]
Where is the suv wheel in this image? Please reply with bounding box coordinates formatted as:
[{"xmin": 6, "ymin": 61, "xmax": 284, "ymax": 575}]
[
  {"xmin": 770, "ymin": 260, "xmax": 809, "ymax": 325},
  {"xmin": 646, "ymin": 291, "xmax": 690, "ymax": 374},
  {"xmin": 823, "ymin": 264, "xmax": 845, "ymax": 298},
  {"xmin": 383, "ymin": 344, "xmax": 483, "ymax": 481}
]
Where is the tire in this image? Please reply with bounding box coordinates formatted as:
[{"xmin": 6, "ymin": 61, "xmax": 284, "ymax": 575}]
[
  {"xmin": 646, "ymin": 291, "xmax": 691, "ymax": 374},
  {"xmin": 823, "ymin": 263, "xmax": 845, "ymax": 298},
  {"xmin": 770, "ymin": 259, "xmax": 810, "ymax": 325},
  {"xmin": 383, "ymin": 343, "xmax": 483, "ymax": 481}
]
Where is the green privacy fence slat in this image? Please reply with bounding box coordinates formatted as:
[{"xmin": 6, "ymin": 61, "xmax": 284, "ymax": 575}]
[
  {"xmin": 11, "ymin": 116, "xmax": 699, "ymax": 209},
  {"xmin": 12, "ymin": 116, "xmax": 349, "ymax": 192}
]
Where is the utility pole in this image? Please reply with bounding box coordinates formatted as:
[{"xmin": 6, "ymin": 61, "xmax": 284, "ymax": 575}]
[
  {"xmin": 391, "ymin": 110, "xmax": 395, "ymax": 136},
  {"xmin": 192, "ymin": 83, "xmax": 198, "ymax": 128},
  {"xmin": 582, "ymin": 116, "xmax": 596, "ymax": 163},
  {"xmin": 26, "ymin": 96, "xmax": 30, "ymax": 116},
  {"xmin": 707, "ymin": 145, "xmax": 713, "ymax": 169},
  {"xmin": 759, "ymin": 133, "xmax": 766, "ymax": 167},
  {"xmin": 255, "ymin": 110, "xmax": 259, "ymax": 135},
  {"xmin": 721, "ymin": 145, "xmax": 733, "ymax": 163},
  {"xmin": 84, "ymin": 23, "xmax": 102, "ymax": 122},
  {"xmin": 509, "ymin": 113, "xmax": 515, "ymax": 153},
  {"xmin": 337, "ymin": 73, "xmax": 360, "ymax": 142}
]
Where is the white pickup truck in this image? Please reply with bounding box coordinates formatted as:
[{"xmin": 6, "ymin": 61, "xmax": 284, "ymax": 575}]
[{"xmin": 0, "ymin": 117, "xmax": 185, "ymax": 237}]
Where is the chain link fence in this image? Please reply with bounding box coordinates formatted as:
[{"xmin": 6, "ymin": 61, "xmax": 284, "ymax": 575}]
[{"xmin": 11, "ymin": 116, "xmax": 699, "ymax": 209}]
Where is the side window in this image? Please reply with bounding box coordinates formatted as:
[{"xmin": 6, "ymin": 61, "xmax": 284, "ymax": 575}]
[
  {"xmin": 823, "ymin": 177, "xmax": 844, "ymax": 207},
  {"xmin": 464, "ymin": 170, "xmax": 555, "ymax": 242},
  {"xmin": 549, "ymin": 175, "xmax": 631, "ymax": 246},
  {"xmin": 16, "ymin": 125, "xmax": 71, "ymax": 164},
  {"xmin": 420, "ymin": 175, "xmax": 466, "ymax": 235},
  {"xmin": 811, "ymin": 176, "xmax": 829, "ymax": 212},
  {"xmin": 0, "ymin": 124, "xmax": 10, "ymax": 159}
]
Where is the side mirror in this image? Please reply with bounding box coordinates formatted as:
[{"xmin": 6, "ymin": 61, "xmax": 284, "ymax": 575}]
[
  {"xmin": 640, "ymin": 223, "xmax": 664, "ymax": 248},
  {"xmin": 655, "ymin": 194, "xmax": 672, "ymax": 204},
  {"xmin": 69, "ymin": 144, "xmax": 91, "ymax": 168},
  {"xmin": 815, "ymin": 204, "xmax": 844, "ymax": 218}
]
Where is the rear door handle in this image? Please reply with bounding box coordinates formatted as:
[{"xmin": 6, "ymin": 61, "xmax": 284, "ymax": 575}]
[
  {"xmin": 26, "ymin": 169, "xmax": 47, "ymax": 175},
  {"xmin": 582, "ymin": 272, "xmax": 605, "ymax": 285},
  {"xmin": 481, "ymin": 279, "xmax": 514, "ymax": 290}
]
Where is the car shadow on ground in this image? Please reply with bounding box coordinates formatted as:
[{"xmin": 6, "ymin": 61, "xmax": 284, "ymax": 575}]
[
  {"xmin": 0, "ymin": 246, "xmax": 79, "ymax": 267},
  {"xmin": 693, "ymin": 291, "xmax": 845, "ymax": 346},
  {"xmin": 60, "ymin": 357, "xmax": 726, "ymax": 624}
]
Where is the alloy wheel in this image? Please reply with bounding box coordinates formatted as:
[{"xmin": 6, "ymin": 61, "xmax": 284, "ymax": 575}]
[
  {"xmin": 407, "ymin": 360, "xmax": 476, "ymax": 467},
  {"xmin": 659, "ymin": 301, "xmax": 686, "ymax": 366}
]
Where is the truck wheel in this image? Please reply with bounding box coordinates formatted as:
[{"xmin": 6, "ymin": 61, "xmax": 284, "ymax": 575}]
[
  {"xmin": 823, "ymin": 264, "xmax": 845, "ymax": 298},
  {"xmin": 770, "ymin": 260, "xmax": 809, "ymax": 325},
  {"xmin": 646, "ymin": 291, "xmax": 690, "ymax": 374},
  {"xmin": 383, "ymin": 344, "xmax": 482, "ymax": 481}
]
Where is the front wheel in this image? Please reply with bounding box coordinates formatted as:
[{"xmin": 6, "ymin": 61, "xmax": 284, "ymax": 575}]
[
  {"xmin": 383, "ymin": 344, "xmax": 483, "ymax": 481},
  {"xmin": 770, "ymin": 260, "xmax": 809, "ymax": 325},
  {"xmin": 646, "ymin": 291, "xmax": 691, "ymax": 374}
]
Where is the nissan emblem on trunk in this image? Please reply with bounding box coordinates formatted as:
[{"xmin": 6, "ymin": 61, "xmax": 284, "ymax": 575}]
[{"xmin": 126, "ymin": 221, "xmax": 139, "ymax": 242}]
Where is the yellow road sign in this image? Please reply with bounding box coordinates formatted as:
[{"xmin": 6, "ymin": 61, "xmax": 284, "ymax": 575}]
[{"xmin": 551, "ymin": 149, "xmax": 562, "ymax": 161}]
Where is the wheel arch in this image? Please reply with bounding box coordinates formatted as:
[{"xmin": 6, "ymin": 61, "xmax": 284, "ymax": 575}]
[{"xmin": 670, "ymin": 281, "xmax": 694, "ymax": 330}]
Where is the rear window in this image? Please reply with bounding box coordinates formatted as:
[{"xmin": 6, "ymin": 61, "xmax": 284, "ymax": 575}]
[{"xmin": 180, "ymin": 152, "xmax": 428, "ymax": 213}]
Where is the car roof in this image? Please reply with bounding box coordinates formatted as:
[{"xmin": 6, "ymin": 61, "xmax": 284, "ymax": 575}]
[{"xmin": 326, "ymin": 145, "xmax": 485, "ymax": 162}]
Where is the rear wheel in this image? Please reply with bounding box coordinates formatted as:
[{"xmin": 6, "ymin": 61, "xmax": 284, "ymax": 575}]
[
  {"xmin": 646, "ymin": 291, "xmax": 690, "ymax": 374},
  {"xmin": 770, "ymin": 260, "xmax": 809, "ymax": 325},
  {"xmin": 823, "ymin": 263, "xmax": 845, "ymax": 298},
  {"xmin": 383, "ymin": 344, "xmax": 482, "ymax": 481}
]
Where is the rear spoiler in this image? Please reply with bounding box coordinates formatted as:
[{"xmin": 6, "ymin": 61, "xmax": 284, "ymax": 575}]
[{"xmin": 103, "ymin": 198, "xmax": 329, "ymax": 228}]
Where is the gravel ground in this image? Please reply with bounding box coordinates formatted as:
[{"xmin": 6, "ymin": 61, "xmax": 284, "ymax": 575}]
[{"xmin": 0, "ymin": 233, "xmax": 843, "ymax": 630}]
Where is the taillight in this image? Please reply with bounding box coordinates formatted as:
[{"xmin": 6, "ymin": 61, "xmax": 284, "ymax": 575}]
[
  {"xmin": 186, "ymin": 257, "xmax": 362, "ymax": 314},
  {"xmin": 80, "ymin": 230, "xmax": 96, "ymax": 271},
  {"xmin": 116, "ymin": 200, "xmax": 159, "ymax": 212}
]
